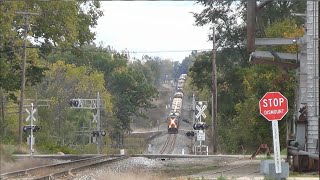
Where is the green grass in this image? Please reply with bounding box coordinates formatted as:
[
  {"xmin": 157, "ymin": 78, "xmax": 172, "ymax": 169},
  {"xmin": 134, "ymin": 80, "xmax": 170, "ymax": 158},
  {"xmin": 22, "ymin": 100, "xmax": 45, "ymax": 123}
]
[
  {"xmin": 124, "ymin": 136, "xmax": 146, "ymax": 154},
  {"xmin": 157, "ymin": 163, "xmax": 219, "ymax": 177}
]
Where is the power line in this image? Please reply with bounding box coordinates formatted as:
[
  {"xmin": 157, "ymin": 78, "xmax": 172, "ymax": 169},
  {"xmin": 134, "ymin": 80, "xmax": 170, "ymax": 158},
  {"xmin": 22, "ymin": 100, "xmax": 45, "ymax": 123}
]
[
  {"xmin": 129, "ymin": 49, "xmax": 212, "ymax": 54},
  {"xmin": 4, "ymin": 45, "xmax": 211, "ymax": 54}
]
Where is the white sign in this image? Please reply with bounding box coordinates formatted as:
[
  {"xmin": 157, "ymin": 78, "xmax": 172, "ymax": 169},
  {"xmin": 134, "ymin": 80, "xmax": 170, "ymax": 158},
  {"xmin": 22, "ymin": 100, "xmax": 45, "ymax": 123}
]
[
  {"xmin": 196, "ymin": 104, "xmax": 207, "ymax": 119},
  {"xmin": 25, "ymin": 108, "xmax": 36, "ymax": 122},
  {"xmin": 197, "ymin": 130, "xmax": 205, "ymax": 141},
  {"xmin": 272, "ymin": 121, "xmax": 282, "ymax": 173},
  {"xmin": 92, "ymin": 113, "xmax": 97, "ymax": 123}
]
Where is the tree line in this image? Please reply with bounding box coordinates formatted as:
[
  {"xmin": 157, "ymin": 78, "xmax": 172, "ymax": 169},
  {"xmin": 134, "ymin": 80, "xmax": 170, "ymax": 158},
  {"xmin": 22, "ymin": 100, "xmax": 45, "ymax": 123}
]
[
  {"xmin": 0, "ymin": 0, "xmax": 306, "ymax": 154},
  {"xmin": 0, "ymin": 1, "xmax": 186, "ymax": 153},
  {"xmin": 185, "ymin": 0, "xmax": 305, "ymax": 153}
]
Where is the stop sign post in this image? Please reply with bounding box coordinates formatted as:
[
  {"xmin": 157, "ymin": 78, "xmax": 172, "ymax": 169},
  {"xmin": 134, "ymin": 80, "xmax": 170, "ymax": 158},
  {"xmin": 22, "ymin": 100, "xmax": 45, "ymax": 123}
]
[{"xmin": 259, "ymin": 92, "xmax": 288, "ymax": 175}]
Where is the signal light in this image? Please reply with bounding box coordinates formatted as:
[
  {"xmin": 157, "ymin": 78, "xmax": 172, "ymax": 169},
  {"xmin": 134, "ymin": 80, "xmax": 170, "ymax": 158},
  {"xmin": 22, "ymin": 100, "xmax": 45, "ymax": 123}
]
[
  {"xmin": 92, "ymin": 131, "xmax": 99, "ymax": 137},
  {"xmin": 68, "ymin": 99, "xmax": 81, "ymax": 107},
  {"xmin": 92, "ymin": 130, "xmax": 106, "ymax": 137},
  {"xmin": 193, "ymin": 123, "xmax": 209, "ymax": 130},
  {"xmin": 101, "ymin": 131, "xmax": 106, "ymax": 136},
  {"xmin": 91, "ymin": 131, "xmax": 107, "ymax": 137},
  {"xmin": 33, "ymin": 126, "xmax": 40, "ymax": 132},
  {"xmin": 186, "ymin": 131, "xmax": 194, "ymax": 137},
  {"xmin": 23, "ymin": 125, "xmax": 40, "ymax": 132}
]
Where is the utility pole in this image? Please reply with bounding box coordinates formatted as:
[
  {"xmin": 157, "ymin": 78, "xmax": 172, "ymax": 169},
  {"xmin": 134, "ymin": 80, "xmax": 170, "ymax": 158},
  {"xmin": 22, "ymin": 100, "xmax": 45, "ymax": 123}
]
[
  {"xmin": 16, "ymin": 11, "xmax": 39, "ymax": 146},
  {"xmin": 247, "ymin": 0, "xmax": 256, "ymax": 53},
  {"xmin": 211, "ymin": 26, "xmax": 218, "ymax": 154},
  {"xmin": 1, "ymin": 89, "xmax": 6, "ymax": 136}
]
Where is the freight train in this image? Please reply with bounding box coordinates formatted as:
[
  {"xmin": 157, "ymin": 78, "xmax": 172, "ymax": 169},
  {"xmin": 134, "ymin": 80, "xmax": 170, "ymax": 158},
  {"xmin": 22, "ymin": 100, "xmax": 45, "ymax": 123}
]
[{"xmin": 167, "ymin": 74, "xmax": 187, "ymax": 134}]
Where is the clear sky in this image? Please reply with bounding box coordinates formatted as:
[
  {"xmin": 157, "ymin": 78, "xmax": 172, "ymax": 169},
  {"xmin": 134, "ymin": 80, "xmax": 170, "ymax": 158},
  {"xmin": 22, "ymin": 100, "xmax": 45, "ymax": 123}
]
[{"xmin": 93, "ymin": 1, "xmax": 212, "ymax": 62}]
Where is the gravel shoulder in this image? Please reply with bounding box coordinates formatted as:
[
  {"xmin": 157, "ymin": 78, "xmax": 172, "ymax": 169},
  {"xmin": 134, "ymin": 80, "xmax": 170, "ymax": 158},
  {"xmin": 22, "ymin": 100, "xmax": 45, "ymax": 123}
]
[{"xmin": 69, "ymin": 156, "xmax": 256, "ymax": 180}]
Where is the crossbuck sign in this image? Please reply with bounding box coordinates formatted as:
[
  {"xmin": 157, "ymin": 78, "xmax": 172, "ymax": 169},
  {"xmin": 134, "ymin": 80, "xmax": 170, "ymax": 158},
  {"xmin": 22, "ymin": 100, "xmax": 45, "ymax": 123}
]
[
  {"xmin": 196, "ymin": 104, "xmax": 207, "ymax": 119},
  {"xmin": 26, "ymin": 108, "xmax": 36, "ymax": 122}
]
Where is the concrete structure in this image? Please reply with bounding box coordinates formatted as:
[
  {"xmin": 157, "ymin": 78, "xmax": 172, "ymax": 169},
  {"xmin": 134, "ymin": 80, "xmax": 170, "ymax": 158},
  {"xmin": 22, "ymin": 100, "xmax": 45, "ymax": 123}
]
[
  {"xmin": 294, "ymin": 0, "xmax": 319, "ymax": 158},
  {"xmin": 305, "ymin": 0, "xmax": 319, "ymax": 154}
]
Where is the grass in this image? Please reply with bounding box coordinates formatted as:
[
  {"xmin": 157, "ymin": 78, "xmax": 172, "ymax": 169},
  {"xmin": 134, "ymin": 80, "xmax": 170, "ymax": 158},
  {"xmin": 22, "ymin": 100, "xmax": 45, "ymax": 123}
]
[
  {"xmin": 156, "ymin": 163, "xmax": 219, "ymax": 177},
  {"xmin": 124, "ymin": 136, "xmax": 146, "ymax": 154}
]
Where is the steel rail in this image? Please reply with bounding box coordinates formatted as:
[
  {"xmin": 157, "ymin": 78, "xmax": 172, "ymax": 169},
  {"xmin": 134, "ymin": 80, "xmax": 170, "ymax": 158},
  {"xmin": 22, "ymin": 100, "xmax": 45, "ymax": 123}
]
[
  {"xmin": 33, "ymin": 156, "xmax": 127, "ymax": 180},
  {"xmin": 159, "ymin": 134, "xmax": 177, "ymax": 154},
  {"xmin": 159, "ymin": 134, "xmax": 171, "ymax": 154},
  {"xmin": 167, "ymin": 134, "xmax": 177, "ymax": 154},
  {"xmin": 0, "ymin": 155, "xmax": 123, "ymax": 180}
]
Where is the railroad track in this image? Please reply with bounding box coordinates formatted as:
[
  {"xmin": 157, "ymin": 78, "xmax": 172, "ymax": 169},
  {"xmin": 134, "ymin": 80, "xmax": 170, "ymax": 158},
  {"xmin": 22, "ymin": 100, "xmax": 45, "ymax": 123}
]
[
  {"xmin": 159, "ymin": 134, "xmax": 177, "ymax": 154},
  {"xmin": 0, "ymin": 155, "xmax": 127, "ymax": 180}
]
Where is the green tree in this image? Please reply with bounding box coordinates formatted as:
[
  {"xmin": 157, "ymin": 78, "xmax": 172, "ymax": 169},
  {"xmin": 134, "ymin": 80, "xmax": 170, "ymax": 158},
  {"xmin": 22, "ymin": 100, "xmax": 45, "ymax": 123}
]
[
  {"xmin": 36, "ymin": 60, "xmax": 112, "ymax": 148},
  {"xmin": 109, "ymin": 67, "xmax": 158, "ymax": 134},
  {"xmin": 190, "ymin": 1, "xmax": 303, "ymax": 153},
  {"xmin": 0, "ymin": 0, "xmax": 103, "ymax": 93}
]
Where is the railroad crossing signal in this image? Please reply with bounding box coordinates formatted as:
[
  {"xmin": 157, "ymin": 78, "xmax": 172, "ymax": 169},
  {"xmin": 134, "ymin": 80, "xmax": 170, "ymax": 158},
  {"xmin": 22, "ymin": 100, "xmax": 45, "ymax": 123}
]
[
  {"xmin": 196, "ymin": 104, "xmax": 207, "ymax": 119},
  {"xmin": 25, "ymin": 108, "xmax": 36, "ymax": 121}
]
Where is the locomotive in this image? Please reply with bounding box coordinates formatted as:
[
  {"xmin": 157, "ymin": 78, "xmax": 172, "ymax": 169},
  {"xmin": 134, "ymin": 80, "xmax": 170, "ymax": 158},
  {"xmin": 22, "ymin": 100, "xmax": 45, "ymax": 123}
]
[{"xmin": 167, "ymin": 74, "xmax": 187, "ymax": 134}]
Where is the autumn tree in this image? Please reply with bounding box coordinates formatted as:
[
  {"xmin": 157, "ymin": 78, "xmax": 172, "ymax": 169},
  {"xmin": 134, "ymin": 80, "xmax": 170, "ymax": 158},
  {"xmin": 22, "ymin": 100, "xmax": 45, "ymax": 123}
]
[
  {"xmin": 0, "ymin": 0, "xmax": 102, "ymax": 92},
  {"xmin": 189, "ymin": 0, "xmax": 304, "ymax": 153}
]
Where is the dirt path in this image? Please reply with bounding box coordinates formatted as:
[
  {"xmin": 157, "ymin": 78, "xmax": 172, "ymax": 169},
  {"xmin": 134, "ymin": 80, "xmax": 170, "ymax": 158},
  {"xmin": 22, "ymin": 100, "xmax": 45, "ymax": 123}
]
[{"xmin": 184, "ymin": 158, "xmax": 261, "ymax": 179}]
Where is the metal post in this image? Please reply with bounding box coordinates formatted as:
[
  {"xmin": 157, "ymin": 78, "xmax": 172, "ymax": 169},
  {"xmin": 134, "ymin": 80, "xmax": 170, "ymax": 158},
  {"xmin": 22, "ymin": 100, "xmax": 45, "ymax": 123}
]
[
  {"xmin": 212, "ymin": 26, "xmax": 218, "ymax": 154},
  {"xmin": 192, "ymin": 93, "xmax": 195, "ymax": 125},
  {"xmin": 318, "ymin": 2, "xmax": 320, "ymax": 173},
  {"xmin": 30, "ymin": 103, "xmax": 34, "ymax": 156},
  {"xmin": 96, "ymin": 92, "xmax": 101, "ymax": 154},
  {"xmin": 89, "ymin": 114, "xmax": 92, "ymax": 144},
  {"xmin": 199, "ymin": 108, "xmax": 202, "ymax": 155}
]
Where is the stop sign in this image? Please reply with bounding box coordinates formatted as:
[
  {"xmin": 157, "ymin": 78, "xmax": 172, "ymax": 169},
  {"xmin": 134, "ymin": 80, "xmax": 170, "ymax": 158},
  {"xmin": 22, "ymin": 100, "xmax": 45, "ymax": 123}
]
[{"xmin": 259, "ymin": 92, "xmax": 288, "ymax": 121}]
